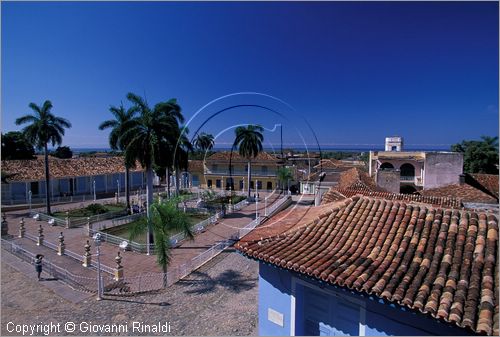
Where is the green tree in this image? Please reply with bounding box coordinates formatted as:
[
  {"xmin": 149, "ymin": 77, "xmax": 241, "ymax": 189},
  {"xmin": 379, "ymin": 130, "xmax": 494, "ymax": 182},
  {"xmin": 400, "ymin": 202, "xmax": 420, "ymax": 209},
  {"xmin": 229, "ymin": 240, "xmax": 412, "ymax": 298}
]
[
  {"xmin": 15, "ymin": 100, "xmax": 72, "ymax": 214},
  {"xmin": 121, "ymin": 93, "xmax": 184, "ymax": 254},
  {"xmin": 52, "ymin": 146, "xmax": 73, "ymax": 159},
  {"xmin": 193, "ymin": 132, "xmax": 215, "ymax": 153},
  {"xmin": 233, "ymin": 125, "xmax": 264, "ymax": 198},
  {"xmin": 451, "ymin": 136, "xmax": 499, "ymax": 174},
  {"xmin": 277, "ymin": 166, "xmax": 293, "ymax": 193},
  {"xmin": 99, "ymin": 103, "xmax": 138, "ymax": 211},
  {"xmin": 129, "ymin": 198, "xmax": 194, "ymax": 286},
  {"xmin": 1, "ymin": 131, "xmax": 36, "ymax": 160}
]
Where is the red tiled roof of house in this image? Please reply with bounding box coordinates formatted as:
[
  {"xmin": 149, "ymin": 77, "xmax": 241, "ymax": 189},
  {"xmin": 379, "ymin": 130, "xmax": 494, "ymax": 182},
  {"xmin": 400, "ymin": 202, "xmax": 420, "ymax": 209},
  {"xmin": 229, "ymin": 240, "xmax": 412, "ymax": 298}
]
[
  {"xmin": 420, "ymin": 183, "xmax": 498, "ymax": 204},
  {"xmin": 337, "ymin": 167, "xmax": 382, "ymax": 192},
  {"xmin": 1, "ymin": 157, "xmax": 143, "ymax": 182},
  {"xmin": 188, "ymin": 160, "xmax": 205, "ymax": 173},
  {"xmin": 321, "ymin": 187, "xmax": 463, "ymax": 208},
  {"xmin": 206, "ymin": 151, "xmax": 279, "ymax": 163},
  {"xmin": 313, "ymin": 159, "xmax": 343, "ymax": 170},
  {"xmin": 236, "ymin": 196, "xmax": 499, "ymax": 335},
  {"xmin": 470, "ymin": 174, "xmax": 499, "ymax": 199}
]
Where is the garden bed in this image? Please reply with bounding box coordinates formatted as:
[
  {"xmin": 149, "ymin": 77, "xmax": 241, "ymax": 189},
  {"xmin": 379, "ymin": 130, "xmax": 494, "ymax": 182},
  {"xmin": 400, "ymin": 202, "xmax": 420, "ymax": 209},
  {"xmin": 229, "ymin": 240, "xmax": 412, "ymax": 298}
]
[{"xmin": 53, "ymin": 203, "xmax": 127, "ymax": 219}]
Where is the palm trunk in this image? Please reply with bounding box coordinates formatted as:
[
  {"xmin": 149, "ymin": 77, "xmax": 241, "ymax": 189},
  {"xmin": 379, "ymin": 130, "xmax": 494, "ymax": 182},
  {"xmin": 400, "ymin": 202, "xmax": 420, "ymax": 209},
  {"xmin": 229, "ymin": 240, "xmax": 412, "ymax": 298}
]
[
  {"xmin": 167, "ymin": 167, "xmax": 171, "ymax": 199},
  {"xmin": 125, "ymin": 166, "xmax": 131, "ymax": 212},
  {"xmin": 44, "ymin": 144, "xmax": 51, "ymax": 215},
  {"xmin": 175, "ymin": 169, "xmax": 180, "ymax": 196},
  {"xmin": 247, "ymin": 160, "xmax": 252, "ymax": 199},
  {"xmin": 146, "ymin": 167, "xmax": 154, "ymax": 254}
]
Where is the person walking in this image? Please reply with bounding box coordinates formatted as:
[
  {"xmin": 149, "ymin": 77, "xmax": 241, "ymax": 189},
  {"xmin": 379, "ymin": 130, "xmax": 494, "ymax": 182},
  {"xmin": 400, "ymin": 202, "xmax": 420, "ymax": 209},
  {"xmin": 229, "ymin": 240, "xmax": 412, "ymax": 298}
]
[{"xmin": 35, "ymin": 254, "xmax": 44, "ymax": 281}]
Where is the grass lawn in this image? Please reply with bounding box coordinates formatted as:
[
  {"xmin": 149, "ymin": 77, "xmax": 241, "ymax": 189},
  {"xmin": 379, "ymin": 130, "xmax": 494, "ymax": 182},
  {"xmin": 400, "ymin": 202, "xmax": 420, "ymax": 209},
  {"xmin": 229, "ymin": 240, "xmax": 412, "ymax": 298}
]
[
  {"xmin": 52, "ymin": 203, "xmax": 126, "ymax": 219},
  {"xmin": 206, "ymin": 195, "xmax": 246, "ymax": 208},
  {"xmin": 101, "ymin": 213, "xmax": 210, "ymax": 244}
]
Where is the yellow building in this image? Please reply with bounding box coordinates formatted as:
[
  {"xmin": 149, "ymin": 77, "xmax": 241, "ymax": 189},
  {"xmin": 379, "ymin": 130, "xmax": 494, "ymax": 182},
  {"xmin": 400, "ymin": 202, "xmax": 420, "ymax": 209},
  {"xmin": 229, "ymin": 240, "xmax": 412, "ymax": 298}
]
[{"xmin": 199, "ymin": 151, "xmax": 279, "ymax": 191}]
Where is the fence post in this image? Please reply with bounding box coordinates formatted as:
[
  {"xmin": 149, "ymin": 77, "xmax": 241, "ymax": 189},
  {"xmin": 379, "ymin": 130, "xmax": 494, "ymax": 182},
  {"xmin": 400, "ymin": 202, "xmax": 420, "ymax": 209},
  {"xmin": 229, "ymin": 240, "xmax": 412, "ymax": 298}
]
[
  {"xmin": 37, "ymin": 224, "xmax": 44, "ymax": 246},
  {"xmin": 114, "ymin": 251, "xmax": 124, "ymax": 281},
  {"xmin": 57, "ymin": 232, "xmax": 65, "ymax": 256},
  {"xmin": 1, "ymin": 214, "xmax": 8, "ymax": 236},
  {"xmin": 18, "ymin": 218, "xmax": 25, "ymax": 238},
  {"xmin": 82, "ymin": 240, "xmax": 92, "ymax": 267},
  {"xmin": 65, "ymin": 211, "xmax": 70, "ymax": 229}
]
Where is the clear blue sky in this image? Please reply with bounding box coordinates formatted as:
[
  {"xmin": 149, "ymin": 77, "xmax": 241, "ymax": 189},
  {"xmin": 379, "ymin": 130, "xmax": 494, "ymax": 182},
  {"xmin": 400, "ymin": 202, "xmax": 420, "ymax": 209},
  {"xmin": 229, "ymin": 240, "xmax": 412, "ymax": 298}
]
[{"xmin": 2, "ymin": 1, "xmax": 498, "ymax": 150}]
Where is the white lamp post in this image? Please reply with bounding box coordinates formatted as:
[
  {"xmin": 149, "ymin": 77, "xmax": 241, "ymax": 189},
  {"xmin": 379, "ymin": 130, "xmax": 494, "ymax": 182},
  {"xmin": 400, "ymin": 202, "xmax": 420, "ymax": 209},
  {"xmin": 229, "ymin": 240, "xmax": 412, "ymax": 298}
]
[
  {"xmin": 92, "ymin": 233, "xmax": 103, "ymax": 300},
  {"xmin": 117, "ymin": 179, "xmax": 120, "ymax": 200},
  {"xmin": 255, "ymin": 180, "xmax": 259, "ymax": 220},
  {"xmin": 28, "ymin": 190, "xmax": 32, "ymax": 212},
  {"xmin": 265, "ymin": 196, "xmax": 268, "ymax": 216},
  {"xmin": 93, "ymin": 179, "xmax": 96, "ymax": 201}
]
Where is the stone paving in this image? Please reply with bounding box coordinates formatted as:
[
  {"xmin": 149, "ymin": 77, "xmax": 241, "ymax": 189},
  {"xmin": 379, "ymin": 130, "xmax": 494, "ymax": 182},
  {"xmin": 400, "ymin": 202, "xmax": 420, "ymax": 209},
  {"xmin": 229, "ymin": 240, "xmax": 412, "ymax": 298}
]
[{"xmin": 1, "ymin": 249, "xmax": 259, "ymax": 336}]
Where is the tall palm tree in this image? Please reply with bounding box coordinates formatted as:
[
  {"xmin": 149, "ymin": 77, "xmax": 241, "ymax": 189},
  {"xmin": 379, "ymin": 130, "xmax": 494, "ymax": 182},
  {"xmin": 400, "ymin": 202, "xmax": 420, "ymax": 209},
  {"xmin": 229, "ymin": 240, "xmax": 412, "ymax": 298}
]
[
  {"xmin": 193, "ymin": 133, "xmax": 214, "ymax": 153},
  {"xmin": 277, "ymin": 166, "xmax": 293, "ymax": 193},
  {"xmin": 233, "ymin": 125, "xmax": 264, "ymax": 198},
  {"xmin": 121, "ymin": 93, "xmax": 183, "ymax": 254},
  {"xmin": 15, "ymin": 100, "xmax": 71, "ymax": 215},
  {"xmin": 98, "ymin": 103, "xmax": 137, "ymax": 212},
  {"xmin": 129, "ymin": 197, "xmax": 193, "ymax": 286}
]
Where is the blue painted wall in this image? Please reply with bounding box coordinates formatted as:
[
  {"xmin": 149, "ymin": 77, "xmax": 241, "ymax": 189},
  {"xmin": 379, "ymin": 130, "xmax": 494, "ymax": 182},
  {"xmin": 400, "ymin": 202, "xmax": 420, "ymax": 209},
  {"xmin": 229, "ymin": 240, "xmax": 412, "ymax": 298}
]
[
  {"xmin": 258, "ymin": 262, "xmax": 474, "ymax": 336},
  {"xmin": 259, "ymin": 263, "xmax": 292, "ymax": 336}
]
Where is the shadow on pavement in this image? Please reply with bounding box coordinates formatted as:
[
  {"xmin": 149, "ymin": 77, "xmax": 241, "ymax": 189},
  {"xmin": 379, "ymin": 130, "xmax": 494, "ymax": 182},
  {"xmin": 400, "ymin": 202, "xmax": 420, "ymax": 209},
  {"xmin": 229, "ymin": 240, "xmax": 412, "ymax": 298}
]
[
  {"xmin": 103, "ymin": 298, "xmax": 171, "ymax": 306},
  {"xmin": 179, "ymin": 269, "xmax": 257, "ymax": 295}
]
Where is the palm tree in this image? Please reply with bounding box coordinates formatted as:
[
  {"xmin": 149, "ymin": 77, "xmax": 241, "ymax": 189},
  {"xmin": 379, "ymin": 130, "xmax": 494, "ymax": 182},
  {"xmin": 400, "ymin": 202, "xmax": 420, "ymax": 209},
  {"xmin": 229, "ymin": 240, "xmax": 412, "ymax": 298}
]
[
  {"xmin": 98, "ymin": 103, "xmax": 137, "ymax": 212},
  {"xmin": 129, "ymin": 197, "xmax": 194, "ymax": 286},
  {"xmin": 233, "ymin": 125, "xmax": 264, "ymax": 198},
  {"xmin": 121, "ymin": 93, "xmax": 183, "ymax": 254},
  {"xmin": 277, "ymin": 166, "xmax": 293, "ymax": 194},
  {"xmin": 15, "ymin": 100, "xmax": 71, "ymax": 214},
  {"xmin": 193, "ymin": 133, "xmax": 214, "ymax": 153}
]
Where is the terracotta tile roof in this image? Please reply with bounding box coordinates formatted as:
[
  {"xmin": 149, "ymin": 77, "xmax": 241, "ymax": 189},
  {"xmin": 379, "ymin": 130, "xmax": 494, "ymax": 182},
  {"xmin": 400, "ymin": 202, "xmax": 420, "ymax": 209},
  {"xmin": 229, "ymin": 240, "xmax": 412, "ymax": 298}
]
[
  {"xmin": 206, "ymin": 151, "xmax": 279, "ymax": 163},
  {"xmin": 313, "ymin": 159, "xmax": 343, "ymax": 170},
  {"xmin": 469, "ymin": 174, "xmax": 499, "ymax": 200},
  {"xmin": 1, "ymin": 157, "xmax": 143, "ymax": 182},
  {"xmin": 236, "ymin": 196, "xmax": 499, "ymax": 335},
  {"xmin": 321, "ymin": 188, "xmax": 463, "ymax": 208},
  {"xmin": 303, "ymin": 171, "xmax": 341, "ymax": 183},
  {"xmin": 188, "ymin": 160, "xmax": 205, "ymax": 173},
  {"xmin": 420, "ymin": 183, "xmax": 498, "ymax": 204},
  {"xmin": 338, "ymin": 167, "xmax": 382, "ymax": 192}
]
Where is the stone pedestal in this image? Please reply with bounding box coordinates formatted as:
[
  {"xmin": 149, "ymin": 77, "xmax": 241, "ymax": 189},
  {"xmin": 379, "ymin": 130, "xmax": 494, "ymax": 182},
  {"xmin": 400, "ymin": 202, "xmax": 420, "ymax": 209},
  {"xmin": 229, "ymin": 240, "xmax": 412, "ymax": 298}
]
[
  {"xmin": 82, "ymin": 240, "xmax": 92, "ymax": 267},
  {"xmin": 37, "ymin": 224, "xmax": 44, "ymax": 246},
  {"xmin": 18, "ymin": 218, "xmax": 25, "ymax": 238},
  {"xmin": 1, "ymin": 214, "xmax": 8, "ymax": 236},
  {"xmin": 57, "ymin": 232, "xmax": 65, "ymax": 256},
  {"xmin": 114, "ymin": 251, "xmax": 124, "ymax": 281}
]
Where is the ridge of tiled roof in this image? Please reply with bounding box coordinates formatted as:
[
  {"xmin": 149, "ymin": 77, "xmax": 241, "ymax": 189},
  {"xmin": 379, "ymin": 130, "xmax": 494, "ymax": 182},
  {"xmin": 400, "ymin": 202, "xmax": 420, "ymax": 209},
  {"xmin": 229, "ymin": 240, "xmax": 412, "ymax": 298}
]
[
  {"xmin": 206, "ymin": 151, "xmax": 279, "ymax": 162},
  {"xmin": 1, "ymin": 157, "xmax": 143, "ymax": 182},
  {"xmin": 469, "ymin": 174, "xmax": 499, "ymax": 200},
  {"xmin": 420, "ymin": 183, "xmax": 498, "ymax": 204},
  {"xmin": 321, "ymin": 187, "xmax": 463, "ymax": 208},
  {"xmin": 236, "ymin": 196, "xmax": 499, "ymax": 335},
  {"xmin": 313, "ymin": 159, "xmax": 343, "ymax": 169}
]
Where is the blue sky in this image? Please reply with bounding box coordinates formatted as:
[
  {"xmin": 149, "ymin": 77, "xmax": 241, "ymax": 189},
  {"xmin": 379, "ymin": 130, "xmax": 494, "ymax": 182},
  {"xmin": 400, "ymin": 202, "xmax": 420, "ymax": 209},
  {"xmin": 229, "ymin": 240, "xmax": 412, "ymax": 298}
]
[{"xmin": 2, "ymin": 1, "xmax": 498, "ymax": 150}]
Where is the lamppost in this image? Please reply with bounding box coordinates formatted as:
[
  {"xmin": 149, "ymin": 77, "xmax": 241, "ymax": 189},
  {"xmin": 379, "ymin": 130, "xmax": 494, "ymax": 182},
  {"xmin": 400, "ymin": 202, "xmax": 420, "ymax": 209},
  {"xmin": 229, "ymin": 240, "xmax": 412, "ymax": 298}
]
[
  {"xmin": 265, "ymin": 196, "xmax": 268, "ymax": 216},
  {"xmin": 93, "ymin": 180, "xmax": 96, "ymax": 201},
  {"xmin": 92, "ymin": 233, "xmax": 103, "ymax": 300},
  {"xmin": 255, "ymin": 180, "xmax": 259, "ymax": 220},
  {"xmin": 28, "ymin": 190, "xmax": 32, "ymax": 212},
  {"xmin": 117, "ymin": 179, "xmax": 120, "ymax": 200}
]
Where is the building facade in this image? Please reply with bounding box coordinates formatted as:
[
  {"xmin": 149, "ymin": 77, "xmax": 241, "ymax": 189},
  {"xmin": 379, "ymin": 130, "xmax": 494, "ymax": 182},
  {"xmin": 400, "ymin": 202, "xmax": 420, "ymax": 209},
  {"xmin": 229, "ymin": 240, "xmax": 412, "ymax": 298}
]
[
  {"xmin": 200, "ymin": 151, "xmax": 279, "ymax": 191},
  {"xmin": 1, "ymin": 157, "xmax": 146, "ymax": 204}
]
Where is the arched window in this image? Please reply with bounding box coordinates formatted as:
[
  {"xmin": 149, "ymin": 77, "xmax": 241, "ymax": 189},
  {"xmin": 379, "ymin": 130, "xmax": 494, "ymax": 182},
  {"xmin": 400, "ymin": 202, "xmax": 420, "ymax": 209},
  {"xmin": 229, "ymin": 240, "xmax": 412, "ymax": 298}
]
[
  {"xmin": 400, "ymin": 163, "xmax": 415, "ymax": 177},
  {"xmin": 380, "ymin": 162, "xmax": 394, "ymax": 170}
]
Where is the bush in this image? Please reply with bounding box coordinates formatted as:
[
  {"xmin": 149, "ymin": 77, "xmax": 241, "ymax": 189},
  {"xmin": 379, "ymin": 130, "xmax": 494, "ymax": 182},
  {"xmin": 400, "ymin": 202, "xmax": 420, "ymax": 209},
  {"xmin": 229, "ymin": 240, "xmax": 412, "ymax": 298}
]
[{"xmin": 85, "ymin": 203, "xmax": 108, "ymax": 215}]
